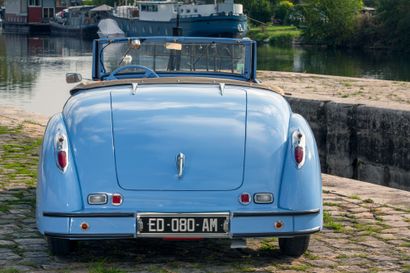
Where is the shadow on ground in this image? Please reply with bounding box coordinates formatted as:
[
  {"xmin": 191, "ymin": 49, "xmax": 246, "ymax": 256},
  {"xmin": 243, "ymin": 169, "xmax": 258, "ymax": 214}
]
[{"xmin": 0, "ymin": 186, "xmax": 300, "ymax": 272}]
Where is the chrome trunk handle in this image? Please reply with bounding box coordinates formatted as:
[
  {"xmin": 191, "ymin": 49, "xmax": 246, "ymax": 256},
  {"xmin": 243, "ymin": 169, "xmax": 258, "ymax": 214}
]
[{"xmin": 176, "ymin": 153, "xmax": 185, "ymax": 178}]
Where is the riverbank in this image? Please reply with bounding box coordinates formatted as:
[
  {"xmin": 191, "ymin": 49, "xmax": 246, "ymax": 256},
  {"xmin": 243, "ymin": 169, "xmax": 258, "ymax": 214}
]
[
  {"xmin": 0, "ymin": 116, "xmax": 409, "ymax": 272},
  {"xmin": 260, "ymin": 71, "xmax": 410, "ymax": 190},
  {"xmin": 248, "ymin": 25, "xmax": 301, "ymax": 45},
  {"xmin": 258, "ymin": 71, "xmax": 410, "ymax": 111},
  {"xmin": 1, "ymin": 71, "xmax": 410, "ymax": 190}
]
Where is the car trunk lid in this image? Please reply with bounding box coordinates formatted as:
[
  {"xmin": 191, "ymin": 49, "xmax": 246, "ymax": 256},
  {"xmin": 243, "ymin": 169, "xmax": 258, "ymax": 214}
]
[{"xmin": 111, "ymin": 85, "xmax": 246, "ymax": 191}]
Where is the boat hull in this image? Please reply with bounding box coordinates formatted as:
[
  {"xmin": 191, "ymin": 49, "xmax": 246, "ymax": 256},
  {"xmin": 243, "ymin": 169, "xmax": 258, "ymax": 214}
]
[
  {"xmin": 113, "ymin": 14, "xmax": 248, "ymax": 38},
  {"xmin": 50, "ymin": 21, "xmax": 99, "ymax": 39}
]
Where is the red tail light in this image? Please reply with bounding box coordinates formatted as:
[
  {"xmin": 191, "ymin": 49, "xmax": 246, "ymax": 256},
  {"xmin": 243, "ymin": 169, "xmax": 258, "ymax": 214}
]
[
  {"xmin": 295, "ymin": 146, "xmax": 304, "ymax": 164},
  {"xmin": 57, "ymin": 151, "xmax": 67, "ymax": 169},
  {"xmin": 292, "ymin": 130, "xmax": 306, "ymax": 168},
  {"xmin": 239, "ymin": 193, "xmax": 251, "ymax": 205},
  {"xmin": 112, "ymin": 194, "xmax": 123, "ymax": 206},
  {"xmin": 55, "ymin": 133, "xmax": 68, "ymax": 172}
]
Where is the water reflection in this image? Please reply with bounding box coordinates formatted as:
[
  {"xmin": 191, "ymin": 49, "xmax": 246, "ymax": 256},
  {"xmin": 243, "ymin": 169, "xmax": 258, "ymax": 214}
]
[
  {"xmin": 0, "ymin": 34, "xmax": 93, "ymax": 115},
  {"xmin": 257, "ymin": 44, "xmax": 410, "ymax": 81},
  {"xmin": 0, "ymin": 34, "xmax": 409, "ymax": 116}
]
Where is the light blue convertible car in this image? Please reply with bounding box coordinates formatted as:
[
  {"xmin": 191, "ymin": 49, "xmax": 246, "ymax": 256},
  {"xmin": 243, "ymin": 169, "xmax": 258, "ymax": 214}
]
[{"xmin": 36, "ymin": 37, "xmax": 322, "ymax": 257}]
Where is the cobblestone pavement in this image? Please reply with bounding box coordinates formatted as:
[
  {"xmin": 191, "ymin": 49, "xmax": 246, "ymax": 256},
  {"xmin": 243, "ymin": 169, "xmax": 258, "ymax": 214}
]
[{"xmin": 0, "ymin": 117, "xmax": 409, "ymax": 273}]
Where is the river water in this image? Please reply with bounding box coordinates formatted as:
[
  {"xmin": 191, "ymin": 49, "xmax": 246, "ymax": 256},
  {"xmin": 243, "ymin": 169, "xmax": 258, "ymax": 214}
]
[{"xmin": 0, "ymin": 34, "xmax": 409, "ymax": 116}]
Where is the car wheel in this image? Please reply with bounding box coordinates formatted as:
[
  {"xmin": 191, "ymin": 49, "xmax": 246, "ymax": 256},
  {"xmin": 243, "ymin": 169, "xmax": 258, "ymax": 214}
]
[
  {"xmin": 46, "ymin": 237, "xmax": 77, "ymax": 256},
  {"xmin": 278, "ymin": 235, "xmax": 310, "ymax": 257}
]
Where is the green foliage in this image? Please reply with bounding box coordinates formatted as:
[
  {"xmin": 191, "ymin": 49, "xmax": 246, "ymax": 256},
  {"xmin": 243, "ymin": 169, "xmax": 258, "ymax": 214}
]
[
  {"xmin": 248, "ymin": 25, "xmax": 301, "ymax": 46},
  {"xmin": 301, "ymin": 0, "xmax": 363, "ymax": 46},
  {"xmin": 89, "ymin": 262, "xmax": 125, "ymax": 273},
  {"xmin": 323, "ymin": 211, "xmax": 345, "ymax": 232},
  {"xmin": 85, "ymin": 0, "xmax": 115, "ymax": 6},
  {"xmin": 375, "ymin": 0, "xmax": 410, "ymax": 51},
  {"xmin": 0, "ymin": 269, "xmax": 22, "ymax": 273},
  {"xmin": 274, "ymin": 1, "xmax": 294, "ymax": 24},
  {"xmin": 237, "ymin": 0, "xmax": 275, "ymax": 23}
]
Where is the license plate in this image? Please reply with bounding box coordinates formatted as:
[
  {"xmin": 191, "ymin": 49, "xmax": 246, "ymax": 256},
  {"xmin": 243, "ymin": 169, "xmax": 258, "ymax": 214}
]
[{"xmin": 137, "ymin": 212, "xmax": 230, "ymax": 238}]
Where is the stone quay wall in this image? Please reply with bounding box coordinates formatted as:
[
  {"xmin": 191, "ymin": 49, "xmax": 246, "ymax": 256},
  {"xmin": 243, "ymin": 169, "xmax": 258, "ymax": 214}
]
[{"xmin": 287, "ymin": 97, "xmax": 410, "ymax": 191}]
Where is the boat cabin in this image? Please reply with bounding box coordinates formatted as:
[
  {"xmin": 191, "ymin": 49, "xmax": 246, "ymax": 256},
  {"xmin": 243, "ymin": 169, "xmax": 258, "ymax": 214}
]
[{"xmin": 114, "ymin": 0, "xmax": 243, "ymax": 21}]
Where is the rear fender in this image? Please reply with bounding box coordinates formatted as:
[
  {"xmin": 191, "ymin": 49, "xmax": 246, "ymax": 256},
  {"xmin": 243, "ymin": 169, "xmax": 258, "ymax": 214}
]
[
  {"xmin": 279, "ymin": 113, "xmax": 322, "ymax": 211},
  {"xmin": 36, "ymin": 113, "xmax": 82, "ymax": 234}
]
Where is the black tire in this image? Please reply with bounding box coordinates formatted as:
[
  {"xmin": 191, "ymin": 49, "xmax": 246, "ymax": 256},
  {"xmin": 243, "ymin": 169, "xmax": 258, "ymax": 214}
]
[
  {"xmin": 46, "ymin": 236, "xmax": 77, "ymax": 256},
  {"xmin": 278, "ymin": 235, "xmax": 310, "ymax": 257}
]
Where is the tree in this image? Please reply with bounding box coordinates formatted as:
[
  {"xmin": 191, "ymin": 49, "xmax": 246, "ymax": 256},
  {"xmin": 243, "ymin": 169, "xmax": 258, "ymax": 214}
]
[
  {"xmin": 376, "ymin": 0, "xmax": 410, "ymax": 51},
  {"xmin": 237, "ymin": 0, "xmax": 274, "ymax": 23},
  {"xmin": 91, "ymin": 0, "xmax": 116, "ymax": 6},
  {"xmin": 274, "ymin": 1, "xmax": 294, "ymax": 24},
  {"xmin": 301, "ymin": 0, "xmax": 363, "ymax": 46}
]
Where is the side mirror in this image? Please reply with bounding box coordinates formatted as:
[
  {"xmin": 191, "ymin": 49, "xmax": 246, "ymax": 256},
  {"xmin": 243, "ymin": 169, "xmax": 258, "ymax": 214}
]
[{"xmin": 66, "ymin": 73, "xmax": 82, "ymax": 84}]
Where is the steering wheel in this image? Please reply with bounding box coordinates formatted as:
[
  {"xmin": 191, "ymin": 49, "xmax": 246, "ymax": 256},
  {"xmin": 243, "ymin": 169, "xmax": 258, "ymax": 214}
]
[{"xmin": 106, "ymin": 65, "xmax": 159, "ymax": 80}]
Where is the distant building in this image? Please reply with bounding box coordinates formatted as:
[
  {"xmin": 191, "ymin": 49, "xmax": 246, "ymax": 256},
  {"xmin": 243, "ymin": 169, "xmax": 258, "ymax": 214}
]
[
  {"xmin": 4, "ymin": 0, "xmax": 81, "ymax": 25},
  {"xmin": 4, "ymin": 0, "xmax": 27, "ymax": 24},
  {"xmin": 3, "ymin": 0, "xmax": 81, "ymax": 32},
  {"xmin": 361, "ymin": 6, "xmax": 376, "ymax": 16}
]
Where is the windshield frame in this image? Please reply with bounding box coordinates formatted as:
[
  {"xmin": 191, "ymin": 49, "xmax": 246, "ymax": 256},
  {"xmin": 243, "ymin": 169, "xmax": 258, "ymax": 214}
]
[{"xmin": 92, "ymin": 37, "xmax": 257, "ymax": 82}]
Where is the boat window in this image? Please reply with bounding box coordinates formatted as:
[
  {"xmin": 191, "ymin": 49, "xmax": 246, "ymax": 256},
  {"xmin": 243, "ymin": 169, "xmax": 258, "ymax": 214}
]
[
  {"xmin": 101, "ymin": 40, "xmax": 247, "ymax": 78},
  {"xmin": 186, "ymin": 9, "xmax": 191, "ymax": 13},
  {"xmin": 141, "ymin": 5, "xmax": 158, "ymax": 12}
]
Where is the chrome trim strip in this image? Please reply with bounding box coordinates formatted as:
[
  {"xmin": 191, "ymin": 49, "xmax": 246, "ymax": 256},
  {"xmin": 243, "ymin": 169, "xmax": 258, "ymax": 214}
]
[
  {"xmin": 137, "ymin": 233, "xmax": 229, "ymax": 238},
  {"xmin": 70, "ymin": 77, "xmax": 283, "ymax": 96},
  {"xmin": 137, "ymin": 212, "xmax": 230, "ymax": 218},
  {"xmin": 232, "ymin": 226, "xmax": 321, "ymax": 238},
  {"xmin": 43, "ymin": 212, "xmax": 135, "ymax": 218},
  {"xmin": 232, "ymin": 208, "xmax": 320, "ymax": 217},
  {"xmin": 44, "ymin": 232, "xmax": 134, "ymax": 239}
]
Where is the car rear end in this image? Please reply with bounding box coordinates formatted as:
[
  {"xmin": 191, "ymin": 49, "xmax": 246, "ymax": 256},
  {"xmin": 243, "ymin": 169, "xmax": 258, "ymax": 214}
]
[{"xmin": 36, "ymin": 82, "xmax": 322, "ymax": 256}]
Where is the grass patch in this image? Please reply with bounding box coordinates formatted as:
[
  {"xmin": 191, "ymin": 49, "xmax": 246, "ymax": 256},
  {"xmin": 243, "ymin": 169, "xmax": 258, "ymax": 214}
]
[
  {"xmin": 304, "ymin": 251, "xmax": 319, "ymax": 260},
  {"xmin": 0, "ymin": 125, "xmax": 23, "ymax": 135},
  {"xmin": 288, "ymin": 264, "xmax": 311, "ymax": 271},
  {"xmin": 0, "ymin": 131, "xmax": 42, "ymax": 186},
  {"xmin": 0, "ymin": 204, "xmax": 10, "ymax": 213},
  {"xmin": 342, "ymin": 81, "xmax": 353, "ymax": 88},
  {"xmin": 323, "ymin": 202, "xmax": 340, "ymax": 207},
  {"xmin": 248, "ymin": 25, "xmax": 301, "ymax": 45},
  {"xmin": 350, "ymin": 195, "xmax": 361, "ymax": 200},
  {"xmin": 402, "ymin": 264, "xmax": 410, "ymax": 272},
  {"xmin": 400, "ymin": 242, "xmax": 410, "ymax": 248},
  {"xmin": 88, "ymin": 262, "xmax": 125, "ymax": 273},
  {"xmin": 323, "ymin": 211, "xmax": 344, "ymax": 232},
  {"xmin": 147, "ymin": 266, "xmax": 171, "ymax": 273},
  {"xmin": 259, "ymin": 237, "xmax": 277, "ymax": 251},
  {"xmin": 336, "ymin": 253, "xmax": 349, "ymax": 259},
  {"xmin": 0, "ymin": 126, "xmax": 9, "ymax": 135},
  {"xmin": 0, "ymin": 269, "xmax": 22, "ymax": 273},
  {"xmin": 233, "ymin": 264, "xmax": 257, "ymax": 272},
  {"xmin": 352, "ymin": 222, "xmax": 384, "ymax": 236}
]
